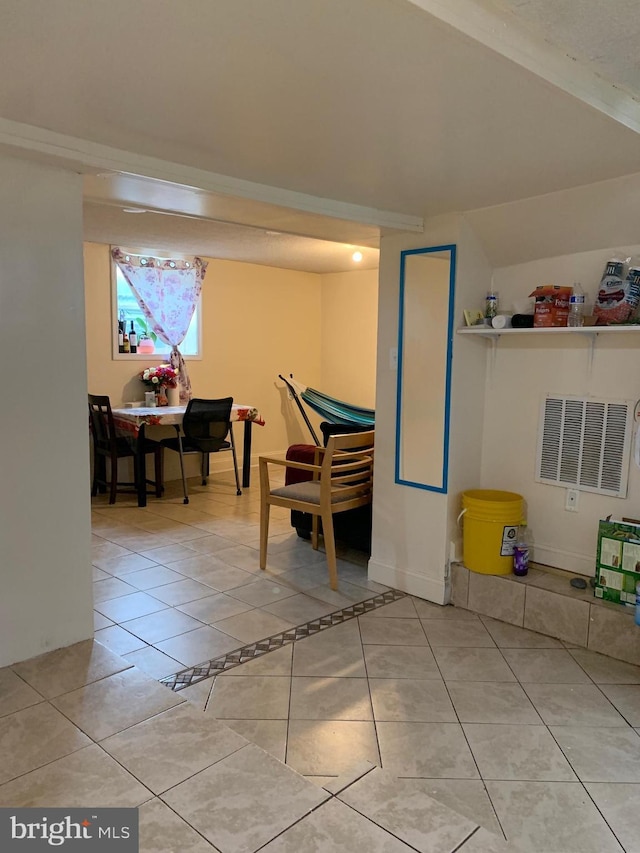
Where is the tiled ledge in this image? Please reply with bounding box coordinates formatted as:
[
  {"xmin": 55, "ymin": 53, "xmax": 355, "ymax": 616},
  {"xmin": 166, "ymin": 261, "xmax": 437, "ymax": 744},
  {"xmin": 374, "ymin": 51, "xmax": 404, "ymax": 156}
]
[{"xmin": 451, "ymin": 562, "xmax": 640, "ymax": 667}]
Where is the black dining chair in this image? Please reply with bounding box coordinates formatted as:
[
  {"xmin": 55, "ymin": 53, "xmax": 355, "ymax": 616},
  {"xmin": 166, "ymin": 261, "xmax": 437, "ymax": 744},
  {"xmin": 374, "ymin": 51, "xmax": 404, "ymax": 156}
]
[
  {"xmin": 160, "ymin": 397, "xmax": 241, "ymax": 504},
  {"xmin": 88, "ymin": 394, "xmax": 164, "ymax": 504}
]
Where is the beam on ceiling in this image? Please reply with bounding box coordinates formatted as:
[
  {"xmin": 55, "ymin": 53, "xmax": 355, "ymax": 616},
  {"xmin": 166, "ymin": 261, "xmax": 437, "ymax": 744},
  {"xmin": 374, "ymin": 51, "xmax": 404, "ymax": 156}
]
[
  {"xmin": 0, "ymin": 117, "xmax": 424, "ymax": 234},
  {"xmin": 407, "ymin": 0, "xmax": 640, "ymax": 134}
]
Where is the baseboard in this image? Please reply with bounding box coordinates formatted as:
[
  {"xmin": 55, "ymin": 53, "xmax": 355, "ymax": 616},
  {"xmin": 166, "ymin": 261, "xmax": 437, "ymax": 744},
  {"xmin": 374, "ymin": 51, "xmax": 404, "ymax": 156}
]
[
  {"xmin": 368, "ymin": 558, "xmax": 450, "ymax": 604},
  {"xmin": 532, "ymin": 543, "xmax": 594, "ymax": 577}
]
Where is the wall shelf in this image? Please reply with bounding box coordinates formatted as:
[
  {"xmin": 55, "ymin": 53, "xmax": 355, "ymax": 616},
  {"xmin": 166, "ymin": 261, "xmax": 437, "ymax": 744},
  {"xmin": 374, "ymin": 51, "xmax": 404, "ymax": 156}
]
[
  {"xmin": 457, "ymin": 325, "xmax": 640, "ymax": 339},
  {"xmin": 456, "ymin": 324, "xmax": 640, "ymax": 376}
]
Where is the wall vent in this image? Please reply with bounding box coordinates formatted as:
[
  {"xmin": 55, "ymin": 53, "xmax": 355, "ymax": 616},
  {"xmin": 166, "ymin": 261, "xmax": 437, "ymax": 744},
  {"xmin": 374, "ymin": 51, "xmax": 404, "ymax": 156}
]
[{"xmin": 536, "ymin": 395, "xmax": 633, "ymax": 498}]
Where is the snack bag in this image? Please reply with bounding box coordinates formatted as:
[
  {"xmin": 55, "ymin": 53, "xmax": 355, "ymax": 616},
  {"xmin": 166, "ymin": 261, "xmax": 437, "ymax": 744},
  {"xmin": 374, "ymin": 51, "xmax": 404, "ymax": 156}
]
[
  {"xmin": 528, "ymin": 285, "xmax": 572, "ymax": 327},
  {"xmin": 593, "ymin": 257, "xmax": 640, "ymax": 324}
]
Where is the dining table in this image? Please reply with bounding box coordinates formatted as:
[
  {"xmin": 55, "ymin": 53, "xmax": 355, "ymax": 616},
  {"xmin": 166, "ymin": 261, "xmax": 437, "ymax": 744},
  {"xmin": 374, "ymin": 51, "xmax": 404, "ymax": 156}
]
[{"xmin": 111, "ymin": 404, "xmax": 265, "ymax": 507}]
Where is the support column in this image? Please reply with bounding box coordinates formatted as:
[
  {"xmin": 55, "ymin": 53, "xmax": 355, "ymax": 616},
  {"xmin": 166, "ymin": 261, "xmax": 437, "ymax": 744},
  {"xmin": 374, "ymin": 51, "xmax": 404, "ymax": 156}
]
[{"xmin": 0, "ymin": 154, "xmax": 92, "ymax": 666}]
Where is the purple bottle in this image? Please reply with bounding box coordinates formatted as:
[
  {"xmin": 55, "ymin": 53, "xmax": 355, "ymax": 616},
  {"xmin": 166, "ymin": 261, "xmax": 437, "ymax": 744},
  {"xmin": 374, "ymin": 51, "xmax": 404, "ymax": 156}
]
[{"xmin": 513, "ymin": 524, "xmax": 531, "ymax": 576}]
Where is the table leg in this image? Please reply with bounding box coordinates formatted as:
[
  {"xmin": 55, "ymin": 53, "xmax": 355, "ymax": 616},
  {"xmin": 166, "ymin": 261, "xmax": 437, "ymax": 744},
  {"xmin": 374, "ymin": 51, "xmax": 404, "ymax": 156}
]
[
  {"xmin": 136, "ymin": 425, "xmax": 148, "ymax": 508},
  {"xmin": 242, "ymin": 420, "xmax": 252, "ymax": 488}
]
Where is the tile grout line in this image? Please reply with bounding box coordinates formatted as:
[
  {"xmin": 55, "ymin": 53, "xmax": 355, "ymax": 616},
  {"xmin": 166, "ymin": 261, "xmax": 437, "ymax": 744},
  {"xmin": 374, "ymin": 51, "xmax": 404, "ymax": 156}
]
[
  {"xmin": 283, "ymin": 628, "xmax": 294, "ymax": 770},
  {"xmin": 160, "ymin": 589, "xmax": 408, "ymax": 691},
  {"xmin": 421, "ymin": 615, "xmax": 510, "ymax": 844},
  {"xmin": 425, "ymin": 636, "xmax": 489, "ymax": 821},
  {"xmin": 356, "ymin": 610, "xmax": 383, "ymax": 771}
]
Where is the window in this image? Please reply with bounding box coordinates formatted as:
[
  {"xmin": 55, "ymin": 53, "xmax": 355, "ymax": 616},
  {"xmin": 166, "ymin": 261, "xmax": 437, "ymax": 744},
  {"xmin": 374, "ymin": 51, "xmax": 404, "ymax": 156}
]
[{"xmin": 111, "ymin": 253, "xmax": 202, "ymax": 359}]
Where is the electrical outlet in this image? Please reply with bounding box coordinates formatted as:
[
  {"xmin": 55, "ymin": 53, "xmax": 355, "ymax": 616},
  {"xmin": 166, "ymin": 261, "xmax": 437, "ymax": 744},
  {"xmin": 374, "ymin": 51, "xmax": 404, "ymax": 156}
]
[{"xmin": 565, "ymin": 488, "xmax": 579, "ymax": 512}]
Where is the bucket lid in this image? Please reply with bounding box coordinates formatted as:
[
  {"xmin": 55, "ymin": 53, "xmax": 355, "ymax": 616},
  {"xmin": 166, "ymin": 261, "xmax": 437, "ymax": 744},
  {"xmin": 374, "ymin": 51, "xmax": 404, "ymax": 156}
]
[{"xmin": 462, "ymin": 489, "xmax": 523, "ymax": 504}]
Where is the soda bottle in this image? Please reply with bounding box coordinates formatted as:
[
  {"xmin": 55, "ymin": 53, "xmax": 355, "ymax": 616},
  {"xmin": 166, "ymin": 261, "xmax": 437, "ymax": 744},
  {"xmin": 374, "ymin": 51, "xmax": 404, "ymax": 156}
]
[{"xmin": 513, "ymin": 523, "xmax": 532, "ymax": 577}]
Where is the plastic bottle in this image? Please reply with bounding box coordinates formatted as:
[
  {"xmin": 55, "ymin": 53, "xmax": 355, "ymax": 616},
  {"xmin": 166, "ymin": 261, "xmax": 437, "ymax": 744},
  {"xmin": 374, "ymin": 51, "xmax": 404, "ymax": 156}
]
[
  {"xmin": 567, "ymin": 282, "xmax": 585, "ymax": 327},
  {"xmin": 485, "ymin": 290, "xmax": 498, "ymax": 320},
  {"xmin": 635, "ymin": 581, "xmax": 640, "ymax": 627},
  {"xmin": 513, "ymin": 523, "xmax": 532, "ymax": 577}
]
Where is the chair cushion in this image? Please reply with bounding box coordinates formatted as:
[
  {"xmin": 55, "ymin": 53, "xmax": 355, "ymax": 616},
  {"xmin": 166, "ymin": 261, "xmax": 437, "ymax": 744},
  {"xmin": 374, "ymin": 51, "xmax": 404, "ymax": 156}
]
[{"xmin": 271, "ymin": 481, "xmax": 368, "ymax": 504}]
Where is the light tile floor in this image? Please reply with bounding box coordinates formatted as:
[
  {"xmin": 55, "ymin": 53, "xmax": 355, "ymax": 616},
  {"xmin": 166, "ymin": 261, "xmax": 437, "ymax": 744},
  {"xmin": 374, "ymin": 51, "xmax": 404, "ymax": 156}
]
[{"xmin": 2, "ymin": 473, "xmax": 640, "ymax": 851}]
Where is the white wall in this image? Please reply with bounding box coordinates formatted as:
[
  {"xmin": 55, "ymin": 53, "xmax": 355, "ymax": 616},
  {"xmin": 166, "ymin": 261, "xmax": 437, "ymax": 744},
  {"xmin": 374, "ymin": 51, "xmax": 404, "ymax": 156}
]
[
  {"xmin": 447, "ymin": 218, "xmax": 493, "ymax": 561},
  {"xmin": 0, "ymin": 155, "xmax": 93, "ymax": 666},
  {"xmin": 369, "ymin": 193, "xmax": 640, "ymax": 603},
  {"xmin": 372, "ymin": 173, "xmax": 640, "ymax": 605},
  {"xmin": 479, "ymin": 244, "xmax": 640, "ymax": 574},
  {"xmin": 448, "ymin": 180, "xmax": 640, "ymax": 581},
  {"xmin": 370, "ymin": 216, "xmax": 472, "ymax": 602}
]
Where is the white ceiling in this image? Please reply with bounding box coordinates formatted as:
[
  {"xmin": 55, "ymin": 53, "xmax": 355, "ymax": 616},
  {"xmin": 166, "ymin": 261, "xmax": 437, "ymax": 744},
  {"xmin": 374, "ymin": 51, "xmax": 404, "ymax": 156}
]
[
  {"xmin": 495, "ymin": 0, "xmax": 640, "ymax": 98},
  {"xmin": 82, "ymin": 201, "xmax": 380, "ymax": 274},
  {"xmin": 2, "ymin": 0, "xmax": 640, "ymax": 272},
  {"xmin": 81, "ymin": 172, "xmax": 381, "ymax": 274}
]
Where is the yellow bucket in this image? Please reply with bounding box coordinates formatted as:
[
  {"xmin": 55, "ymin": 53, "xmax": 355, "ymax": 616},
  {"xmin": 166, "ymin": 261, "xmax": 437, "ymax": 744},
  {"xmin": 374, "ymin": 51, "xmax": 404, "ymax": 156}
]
[{"xmin": 460, "ymin": 490, "xmax": 524, "ymax": 575}]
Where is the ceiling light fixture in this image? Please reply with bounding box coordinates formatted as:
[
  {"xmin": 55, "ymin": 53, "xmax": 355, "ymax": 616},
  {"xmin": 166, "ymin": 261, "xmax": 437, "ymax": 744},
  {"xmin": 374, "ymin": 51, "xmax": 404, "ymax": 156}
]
[
  {"xmin": 352, "ymin": 251, "xmax": 363, "ymax": 262},
  {"xmin": 122, "ymin": 207, "xmax": 147, "ymax": 214}
]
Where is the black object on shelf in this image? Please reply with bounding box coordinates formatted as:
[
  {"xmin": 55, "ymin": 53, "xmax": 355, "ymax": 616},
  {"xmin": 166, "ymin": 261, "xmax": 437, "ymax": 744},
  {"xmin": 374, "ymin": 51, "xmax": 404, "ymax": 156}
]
[
  {"xmin": 512, "ymin": 314, "xmax": 535, "ymax": 328},
  {"xmin": 570, "ymin": 577, "xmax": 588, "ymax": 590}
]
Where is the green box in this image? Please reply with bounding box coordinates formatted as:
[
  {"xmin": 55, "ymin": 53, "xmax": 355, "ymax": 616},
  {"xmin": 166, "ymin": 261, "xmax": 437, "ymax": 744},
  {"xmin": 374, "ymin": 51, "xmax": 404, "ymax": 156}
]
[{"xmin": 594, "ymin": 518, "xmax": 640, "ymax": 607}]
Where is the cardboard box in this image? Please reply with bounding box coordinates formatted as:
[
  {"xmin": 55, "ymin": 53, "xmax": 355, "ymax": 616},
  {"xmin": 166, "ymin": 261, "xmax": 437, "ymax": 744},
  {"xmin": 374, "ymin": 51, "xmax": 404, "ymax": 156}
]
[
  {"xmin": 593, "ymin": 518, "xmax": 640, "ymax": 607},
  {"xmin": 529, "ymin": 285, "xmax": 572, "ymax": 327}
]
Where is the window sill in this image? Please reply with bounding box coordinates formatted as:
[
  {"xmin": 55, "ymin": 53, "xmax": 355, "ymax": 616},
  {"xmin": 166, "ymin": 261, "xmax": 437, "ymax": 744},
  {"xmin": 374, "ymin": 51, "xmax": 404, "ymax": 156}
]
[{"xmin": 111, "ymin": 352, "xmax": 202, "ymax": 361}]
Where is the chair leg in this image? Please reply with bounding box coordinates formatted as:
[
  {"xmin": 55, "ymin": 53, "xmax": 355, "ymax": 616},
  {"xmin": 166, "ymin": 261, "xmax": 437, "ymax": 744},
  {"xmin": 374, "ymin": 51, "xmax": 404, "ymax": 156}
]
[
  {"xmin": 91, "ymin": 449, "xmax": 99, "ymax": 497},
  {"xmin": 174, "ymin": 425, "xmax": 189, "ymax": 505},
  {"xmin": 154, "ymin": 448, "xmax": 163, "ymax": 498},
  {"xmin": 100, "ymin": 461, "xmax": 108, "ymax": 493},
  {"xmin": 321, "ymin": 509, "xmax": 339, "ymax": 591},
  {"xmin": 95, "ymin": 455, "xmax": 107, "ymax": 494},
  {"xmin": 311, "ymin": 515, "xmax": 319, "ymax": 550},
  {"xmin": 259, "ymin": 497, "xmax": 270, "ymax": 569},
  {"xmin": 109, "ymin": 453, "xmax": 118, "ymax": 505},
  {"xmin": 201, "ymin": 452, "xmax": 207, "ymax": 486},
  {"xmin": 229, "ymin": 425, "xmax": 242, "ymax": 495}
]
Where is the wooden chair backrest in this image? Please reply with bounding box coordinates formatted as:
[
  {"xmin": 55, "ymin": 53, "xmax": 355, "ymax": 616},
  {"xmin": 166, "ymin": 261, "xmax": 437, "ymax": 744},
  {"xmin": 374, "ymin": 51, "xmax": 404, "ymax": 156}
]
[
  {"xmin": 88, "ymin": 394, "xmax": 117, "ymax": 452},
  {"xmin": 320, "ymin": 429, "xmax": 375, "ymax": 507}
]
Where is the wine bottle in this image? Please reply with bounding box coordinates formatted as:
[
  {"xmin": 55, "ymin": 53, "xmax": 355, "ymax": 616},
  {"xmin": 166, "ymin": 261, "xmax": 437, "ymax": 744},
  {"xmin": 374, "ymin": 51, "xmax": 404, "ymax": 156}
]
[
  {"xmin": 129, "ymin": 321, "xmax": 138, "ymax": 354},
  {"xmin": 123, "ymin": 328, "xmax": 130, "ymax": 354},
  {"xmin": 118, "ymin": 322, "xmax": 124, "ymax": 353}
]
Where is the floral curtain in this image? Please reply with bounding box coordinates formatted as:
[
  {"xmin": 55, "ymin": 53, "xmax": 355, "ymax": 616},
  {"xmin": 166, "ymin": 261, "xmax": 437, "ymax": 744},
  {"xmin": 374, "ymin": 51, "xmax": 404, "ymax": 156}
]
[{"xmin": 111, "ymin": 248, "xmax": 208, "ymax": 402}]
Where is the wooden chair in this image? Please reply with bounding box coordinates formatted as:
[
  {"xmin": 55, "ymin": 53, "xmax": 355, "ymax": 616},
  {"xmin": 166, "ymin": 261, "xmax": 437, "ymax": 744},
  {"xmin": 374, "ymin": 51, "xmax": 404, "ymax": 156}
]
[
  {"xmin": 160, "ymin": 397, "xmax": 241, "ymax": 504},
  {"xmin": 88, "ymin": 394, "xmax": 164, "ymax": 504},
  {"xmin": 259, "ymin": 430, "xmax": 374, "ymax": 590}
]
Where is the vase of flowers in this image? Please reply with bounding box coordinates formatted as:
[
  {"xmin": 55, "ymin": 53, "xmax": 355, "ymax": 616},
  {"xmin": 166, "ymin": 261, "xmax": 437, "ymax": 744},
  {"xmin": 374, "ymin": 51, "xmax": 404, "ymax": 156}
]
[{"xmin": 140, "ymin": 364, "xmax": 180, "ymax": 407}]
